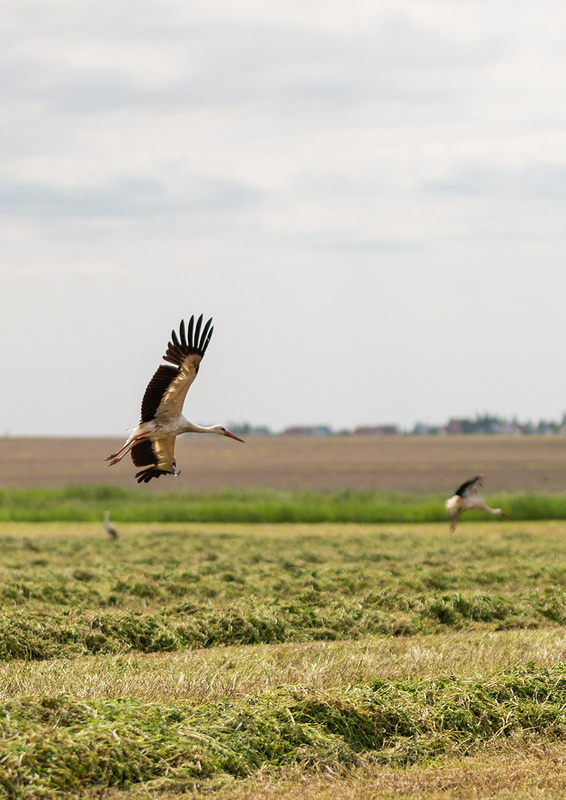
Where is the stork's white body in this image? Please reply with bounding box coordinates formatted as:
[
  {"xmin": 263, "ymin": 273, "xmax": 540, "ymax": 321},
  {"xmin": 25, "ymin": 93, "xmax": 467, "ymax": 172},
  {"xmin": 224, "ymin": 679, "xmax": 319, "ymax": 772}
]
[
  {"xmin": 106, "ymin": 315, "xmax": 244, "ymax": 483},
  {"xmin": 103, "ymin": 511, "xmax": 118, "ymax": 540},
  {"xmin": 446, "ymin": 474, "xmax": 508, "ymax": 531},
  {"xmin": 446, "ymin": 494, "xmax": 499, "ymax": 514}
]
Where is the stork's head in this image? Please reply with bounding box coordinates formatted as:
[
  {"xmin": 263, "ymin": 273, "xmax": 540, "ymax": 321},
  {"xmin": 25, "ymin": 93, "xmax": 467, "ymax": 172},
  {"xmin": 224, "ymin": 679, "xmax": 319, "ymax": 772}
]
[
  {"xmin": 495, "ymin": 509, "xmax": 510, "ymax": 518},
  {"xmin": 213, "ymin": 425, "xmax": 245, "ymax": 442}
]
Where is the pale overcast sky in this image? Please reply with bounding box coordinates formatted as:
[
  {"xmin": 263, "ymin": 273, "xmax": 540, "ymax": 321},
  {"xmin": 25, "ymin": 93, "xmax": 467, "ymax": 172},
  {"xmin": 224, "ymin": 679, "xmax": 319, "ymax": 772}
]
[{"xmin": 2, "ymin": 0, "xmax": 566, "ymax": 435}]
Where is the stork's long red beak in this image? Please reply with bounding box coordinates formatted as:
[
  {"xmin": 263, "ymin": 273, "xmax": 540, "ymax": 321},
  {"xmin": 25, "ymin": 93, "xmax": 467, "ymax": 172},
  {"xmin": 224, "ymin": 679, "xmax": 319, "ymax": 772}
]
[{"xmin": 224, "ymin": 430, "xmax": 246, "ymax": 443}]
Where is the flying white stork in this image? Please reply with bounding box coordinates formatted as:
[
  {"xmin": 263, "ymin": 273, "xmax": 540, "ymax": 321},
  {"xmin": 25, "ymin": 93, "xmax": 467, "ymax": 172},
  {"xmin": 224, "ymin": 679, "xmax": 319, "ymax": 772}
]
[
  {"xmin": 106, "ymin": 315, "xmax": 244, "ymax": 483},
  {"xmin": 446, "ymin": 474, "xmax": 509, "ymax": 531},
  {"xmin": 103, "ymin": 511, "xmax": 119, "ymax": 540}
]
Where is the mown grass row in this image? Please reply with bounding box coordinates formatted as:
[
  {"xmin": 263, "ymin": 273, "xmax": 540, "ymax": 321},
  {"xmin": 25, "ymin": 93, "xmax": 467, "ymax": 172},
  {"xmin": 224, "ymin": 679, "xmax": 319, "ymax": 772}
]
[
  {"xmin": 2, "ymin": 485, "xmax": 566, "ymax": 522},
  {"xmin": 2, "ymin": 522, "xmax": 566, "ymax": 661},
  {"xmin": 3, "ymin": 663, "xmax": 566, "ymax": 798},
  {"xmin": 3, "ymin": 586, "xmax": 566, "ymax": 662}
]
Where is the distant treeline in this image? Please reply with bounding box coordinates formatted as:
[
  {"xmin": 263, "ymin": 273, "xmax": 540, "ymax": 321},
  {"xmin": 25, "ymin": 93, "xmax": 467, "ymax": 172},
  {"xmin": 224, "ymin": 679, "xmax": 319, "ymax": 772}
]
[{"xmin": 232, "ymin": 412, "xmax": 566, "ymax": 438}]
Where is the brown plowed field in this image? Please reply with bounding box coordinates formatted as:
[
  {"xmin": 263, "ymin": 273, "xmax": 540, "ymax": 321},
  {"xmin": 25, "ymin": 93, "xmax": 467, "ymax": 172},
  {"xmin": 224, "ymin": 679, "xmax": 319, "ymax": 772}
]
[{"xmin": 1, "ymin": 435, "xmax": 566, "ymax": 493}]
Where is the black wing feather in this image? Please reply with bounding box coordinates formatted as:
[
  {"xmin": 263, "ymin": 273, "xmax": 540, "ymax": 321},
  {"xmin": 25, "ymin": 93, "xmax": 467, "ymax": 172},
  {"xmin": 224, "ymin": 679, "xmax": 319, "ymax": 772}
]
[
  {"xmin": 454, "ymin": 475, "xmax": 485, "ymax": 497},
  {"xmin": 200, "ymin": 316, "xmax": 213, "ymax": 346},
  {"xmin": 163, "ymin": 314, "xmax": 213, "ymax": 368},
  {"xmin": 131, "ymin": 439, "xmax": 177, "ymax": 483},
  {"xmin": 135, "ymin": 465, "xmax": 170, "ymax": 483},
  {"xmin": 131, "ymin": 440, "xmax": 156, "ymax": 467},
  {"xmin": 131, "ymin": 441, "xmax": 166, "ymax": 482},
  {"xmin": 140, "ymin": 315, "xmax": 214, "ymax": 422},
  {"xmin": 194, "ymin": 313, "xmax": 203, "ymax": 343},
  {"xmin": 140, "ymin": 365, "xmax": 179, "ymax": 423}
]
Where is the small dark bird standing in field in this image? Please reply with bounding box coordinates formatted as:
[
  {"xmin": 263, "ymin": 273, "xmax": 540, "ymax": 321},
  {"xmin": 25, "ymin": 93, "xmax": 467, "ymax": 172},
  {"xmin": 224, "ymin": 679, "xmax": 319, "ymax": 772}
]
[
  {"xmin": 106, "ymin": 315, "xmax": 245, "ymax": 483},
  {"xmin": 103, "ymin": 511, "xmax": 119, "ymax": 540},
  {"xmin": 446, "ymin": 474, "xmax": 509, "ymax": 531}
]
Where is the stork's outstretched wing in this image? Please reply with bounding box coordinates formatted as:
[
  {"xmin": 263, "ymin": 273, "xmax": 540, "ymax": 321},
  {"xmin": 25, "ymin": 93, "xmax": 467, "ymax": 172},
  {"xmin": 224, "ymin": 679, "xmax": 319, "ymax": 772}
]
[
  {"xmin": 454, "ymin": 474, "xmax": 486, "ymax": 498},
  {"xmin": 140, "ymin": 315, "xmax": 214, "ymax": 423},
  {"xmin": 131, "ymin": 436, "xmax": 178, "ymax": 483}
]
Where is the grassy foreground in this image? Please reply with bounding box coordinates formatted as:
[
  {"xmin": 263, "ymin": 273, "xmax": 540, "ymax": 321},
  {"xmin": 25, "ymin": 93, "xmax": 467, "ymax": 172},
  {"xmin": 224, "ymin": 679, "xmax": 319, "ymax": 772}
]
[
  {"xmin": 4, "ymin": 519, "xmax": 566, "ymax": 798},
  {"xmin": 3, "ymin": 663, "xmax": 566, "ymax": 798},
  {"xmin": 3, "ymin": 520, "xmax": 566, "ymax": 660},
  {"xmin": 2, "ymin": 485, "xmax": 566, "ymax": 522}
]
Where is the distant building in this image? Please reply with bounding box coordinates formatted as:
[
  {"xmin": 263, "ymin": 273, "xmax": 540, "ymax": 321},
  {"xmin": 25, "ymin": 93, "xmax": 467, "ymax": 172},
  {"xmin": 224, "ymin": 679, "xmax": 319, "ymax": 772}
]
[
  {"xmin": 282, "ymin": 425, "xmax": 332, "ymax": 436},
  {"xmin": 445, "ymin": 418, "xmax": 464, "ymax": 435},
  {"xmin": 354, "ymin": 425, "xmax": 399, "ymax": 436},
  {"xmin": 445, "ymin": 416, "xmax": 526, "ymax": 435},
  {"xmin": 493, "ymin": 421, "xmax": 522, "ymax": 435},
  {"xmin": 411, "ymin": 423, "xmax": 442, "ymax": 436}
]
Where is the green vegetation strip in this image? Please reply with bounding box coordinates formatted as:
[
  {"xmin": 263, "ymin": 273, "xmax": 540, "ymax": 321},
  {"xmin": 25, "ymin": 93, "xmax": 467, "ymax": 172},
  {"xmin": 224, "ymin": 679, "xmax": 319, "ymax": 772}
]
[
  {"xmin": 1, "ymin": 485, "xmax": 566, "ymax": 522},
  {"xmin": 2, "ymin": 664, "xmax": 566, "ymax": 798}
]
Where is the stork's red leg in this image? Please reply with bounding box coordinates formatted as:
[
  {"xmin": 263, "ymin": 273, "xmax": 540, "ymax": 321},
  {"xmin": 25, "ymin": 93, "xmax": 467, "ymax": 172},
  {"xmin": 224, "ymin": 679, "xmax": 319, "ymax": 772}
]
[
  {"xmin": 450, "ymin": 508, "xmax": 463, "ymax": 532},
  {"xmin": 106, "ymin": 436, "xmax": 149, "ymax": 465}
]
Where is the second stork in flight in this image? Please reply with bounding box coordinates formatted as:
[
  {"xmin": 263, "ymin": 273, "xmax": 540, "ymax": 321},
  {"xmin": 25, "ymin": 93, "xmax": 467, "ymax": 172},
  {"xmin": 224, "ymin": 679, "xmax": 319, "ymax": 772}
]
[
  {"xmin": 446, "ymin": 474, "xmax": 509, "ymax": 531},
  {"xmin": 106, "ymin": 315, "xmax": 244, "ymax": 482}
]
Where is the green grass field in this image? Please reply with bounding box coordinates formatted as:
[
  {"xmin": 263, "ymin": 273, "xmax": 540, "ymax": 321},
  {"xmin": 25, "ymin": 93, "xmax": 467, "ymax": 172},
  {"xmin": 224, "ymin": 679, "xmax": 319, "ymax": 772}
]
[
  {"xmin": 2, "ymin": 485, "xmax": 566, "ymax": 523},
  {"xmin": 3, "ymin": 517, "xmax": 566, "ymax": 798}
]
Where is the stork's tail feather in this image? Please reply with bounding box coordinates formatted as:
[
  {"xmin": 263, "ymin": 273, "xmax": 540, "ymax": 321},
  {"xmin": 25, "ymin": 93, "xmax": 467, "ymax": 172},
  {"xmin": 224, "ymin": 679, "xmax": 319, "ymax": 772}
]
[{"xmin": 135, "ymin": 465, "xmax": 178, "ymax": 483}]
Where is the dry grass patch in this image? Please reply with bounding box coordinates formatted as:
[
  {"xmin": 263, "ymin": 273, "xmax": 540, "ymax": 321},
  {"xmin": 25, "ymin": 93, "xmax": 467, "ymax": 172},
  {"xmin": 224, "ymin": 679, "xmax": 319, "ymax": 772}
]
[
  {"xmin": 135, "ymin": 744, "xmax": 566, "ymax": 800},
  {"xmin": 3, "ymin": 629, "xmax": 566, "ymax": 703},
  {"xmin": 6, "ymin": 665, "xmax": 566, "ymax": 797}
]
